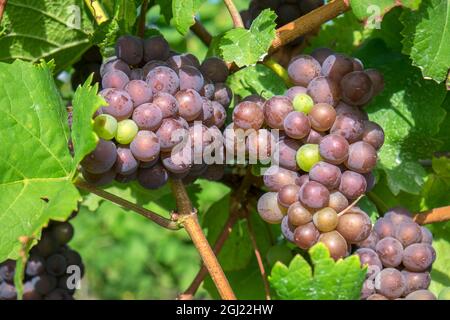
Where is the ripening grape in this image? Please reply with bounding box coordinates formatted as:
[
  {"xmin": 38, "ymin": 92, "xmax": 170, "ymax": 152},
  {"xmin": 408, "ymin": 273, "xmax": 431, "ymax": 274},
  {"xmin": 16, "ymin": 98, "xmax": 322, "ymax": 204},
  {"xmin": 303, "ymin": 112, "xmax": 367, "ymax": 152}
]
[
  {"xmin": 115, "ymin": 119, "xmax": 139, "ymax": 144},
  {"xmin": 288, "ymin": 55, "xmax": 322, "ymax": 87},
  {"xmin": 132, "ymin": 103, "xmax": 163, "ymax": 131},
  {"xmin": 374, "ymin": 218, "xmax": 395, "ymax": 239},
  {"xmin": 402, "ymin": 271, "xmax": 431, "ymax": 296},
  {"xmin": 307, "ymin": 76, "xmax": 341, "ymax": 106},
  {"xmin": 345, "ymin": 141, "xmax": 378, "ymax": 174},
  {"xmin": 328, "ymin": 190, "xmax": 349, "ymax": 213},
  {"xmin": 308, "ymin": 103, "xmax": 336, "ymax": 131},
  {"xmin": 52, "ymin": 222, "xmax": 74, "ymax": 245},
  {"xmin": 299, "ymin": 181, "xmax": 329, "ymax": 209},
  {"xmin": 81, "ymin": 139, "xmax": 117, "ymax": 174},
  {"xmin": 287, "ymin": 202, "xmax": 312, "ymax": 226},
  {"xmin": 130, "ymin": 130, "xmax": 160, "ymax": 162},
  {"xmin": 276, "ymin": 138, "xmax": 301, "ymax": 171},
  {"xmin": 129, "ymin": 68, "xmax": 143, "ymax": 81},
  {"xmin": 352, "ymin": 58, "xmax": 364, "ymax": 71},
  {"xmin": 242, "ymin": 94, "xmax": 266, "ymax": 108},
  {"xmin": 100, "ymin": 57, "xmax": 131, "ymax": 77},
  {"xmin": 152, "ymin": 92, "xmax": 179, "ymax": 118},
  {"xmin": 213, "ymin": 83, "xmax": 232, "ymax": 108},
  {"xmin": 384, "ymin": 207, "xmax": 414, "ymax": 225},
  {"xmin": 143, "ymin": 60, "xmax": 168, "ymax": 77},
  {"xmin": 81, "ymin": 168, "xmax": 116, "ymax": 186},
  {"xmin": 336, "ymin": 210, "xmax": 372, "ymax": 243},
  {"xmin": 46, "ymin": 254, "xmax": 67, "ymax": 277},
  {"xmin": 420, "ymin": 227, "xmax": 433, "ymax": 244},
  {"xmin": 179, "ymin": 65, "xmax": 204, "ymax": 91},
  {"xmin": 330, "ymin": 113, "xmax": 364, "ymax": 143},
  {"xmin": 395, "ymin": 222, "xmax": 422, "ymax": 247},
  {"xmin": 402, "ymin": 243, "xmax": 434, "ymax": 272},
  {"xmin": 257, "ymin": 192, "xmax": 287, "ymax": 224},
  {"xmin": 296, "ymin": 174, "xmax": 310, "ymax": 188},
  {"xmin": 115, "ymin": 35, "xmax": 143, "ymax": 65},
  {"xmin": 340, "ymin": 71, "xmax": 374, "ymax": 106},
  {"xmin": 339, "ymin": 171, "xmax": 367, "ymax": 200},
  {"xmin": 302, "ymin": 129, "xmax": 325, "ymax": 144},
  {"xmin": 375, "ymin": 268, "xmax": 406, "ymax": 299},
  {"xmin": 99, "ymin": 88, "xmax": 134, "ymax": 121},
  {"xmin": 200, "ymin": 57, "xmax": 229, "ymax": 83},
  {"xmin": 311, "ymin": 47, "xmax": 334, "ymax": 65},
  {"xmin": 313, "ymin": 207, "xmax": 338, "ymax": 232},
  {"xmin": 362, "ymin": 121, "xmax": 385, "ymax": 150},
  {"xmin": 278, "ymin": 184, "xmax": 301, "ymax": 208},
  {"xmin": 246, "ymin": 129, "xmax": 274, "ymax": 162},
  {"xmin": 294, "ymin": 222, "xmax": 320, "ymax": 250},
  {"xmin": 283, "ymin": 111, "xmax": 311, "ymax": 139},
  {"xmin": 26, "ymin": 255, "xmax": 45, "ymax": 277},
  {"xmin": 296, "ymin": 144, "xmax": 322, "ymax": 172},
  {"xmin": 365, "ymin": 69, "xmax": 384, "ymax": 96},
  {"xmin": 321, "ymin": 54, "xmax": 354, "ymax": 81},
  {"xmin": 285, "ymin": 86, "xmax": 307, "ymax": 101},
  {"xmin": 263, "ymin": 165, "xmax": 300, "ymax": 192},
  {"xmin": 161, "ymin": 150, "xmax": 192, "ymax": 174},
  {"xmin": 146, "ymin": 66, "xmax": 180, "ymax": 95},
  {"xmin": 200, "ymin": 78, "xmax": 215, "ymax": 100},
  {"xmin": 309, "ymin": 161, "xmax": 341, "ymax": 189},
  {"xmin": 167, "ymin": 54, "xmax": 198, "ymax": 71},
  {"xmin": 335, "ymin": 101, "xmax": 368, "ymax": 121},
  {"xmin": 0, "ymin": 282, "xmax": 17, "ymax": 300},
  {"xmin": 405, "ymin": 290, "xmax": 436, "ymax": 300},
  {"xmin": 143, "ymin": 36, "xmax": 170, "ymax": 62},
  {"xmin": 318, "ymin": 134, "xmax": 349, "ymax": 165},
  {"xmin": 281, "ymin": 216, "xmax": 296, "ymax": 243},
  {"xmin": 210, "ymin": 101, "xmax": 227, "ymax": 128},
  {"xmin": 115, "ymin": 146, "xmax": 139, "ymax": 175},
  {"xmin": 0, "ymin": 260, "xmax": 15, "ymax": 283},
  {"xmin": 102, "ymin": 70, "xmax": 129, "ymax": 90},
  {"xmin": 318, "ymin": 231, "xmax": 348, "ymax": 260},
  {"xmin": 197, "ymin": 98, "xmax": 214, "ymax": 125},
  {"xmin": 137, "ymin": 164, "xmax": 169, "ymax": 189},
  {"xmin": 176, "ymin": 89, "xmax": 203, "ymax": 121},
  {"xmin": 233, "ymin": 101, "xmax": 265, "ymax": 130},
  {"xmin": 361, "ymin": 279, "xmax": 375, "ymax": 299},
  {"xmin": 264, "ymin": 96, "xmax": 294, "ymax": 129},
  {"xmin": 292, "ymin": 93, "xmax": 314, "ymax": 114},
  {"xmin": 125, "ymin": 80, "xmax": 153, "ymax": 107},
  {"xmin": 356, "ymin": 230, "xmax": 379, "ymax": 250},
  {"xmin": 94, "ymin": 114, "xmax": 118, "ymax": 140},
  {"xmin": 355, "ymin": 248, "xmax": 383, "ymax": 277},
  {"xmin": 376, "ymin": 237, "xmax": 404, "ymax": 268}
]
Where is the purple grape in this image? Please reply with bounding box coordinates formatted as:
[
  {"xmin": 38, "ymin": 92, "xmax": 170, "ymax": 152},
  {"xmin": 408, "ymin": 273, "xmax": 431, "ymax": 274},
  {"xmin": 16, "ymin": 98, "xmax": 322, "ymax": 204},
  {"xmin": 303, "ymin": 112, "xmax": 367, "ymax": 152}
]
[
  {"xmin": 307, "ymin": 76, "xmax": 341, "ymax": 106},
  {"xmin": 115, "ymin": 35, "xmax": 143, "ymax": 65},
  {"xmin": 200, "ymin": 57, "xmax": 229, "ymax": 83},
  {"xmin": 233, "ymin": 101, "xmax": 264, "ymax": 130},
  {"xmin": 299, "ymin": 181, "xmax": 330, "ymax": 209},
  {"xmin": 283, "ymin": 111, "xmax": 311, "ymax": 139},
  {"xmin": 114, "ymin": 146, "xmax": 139, "ymax": 175},
  {"xmin": 213, "ymin": 83, "xmax": 232, "ymax": 108},
  {"xmin": 137, "ymin": 164, "xmax": 169, "ymax": 189},
  {"xmin": 309, "ymin": 161, "xmax": 341, "ymax": 189},
  {"xmin": 132, "ymin": 103, "xmax": 163, "ymax": 131},
  {"xmin": 288, "ymin": 55, "xmax": 321, "ymax": 87},
  {"xmin": 152, "ymin": 92, "xmax": 179, "ymax": 118},
  {"xmin": 146, "ymin": 66, "xmax": 180, "ymax": 95},
  {"xmin": 102, "ymin": 70, "xmax": 129, "ymax": 89},
  {"xmin": 81, "ymin": 139, "xmax": 117, "ymax": 174},
  {"xmin": 143, "ymin": 36, "xmax": 170, "ymax": 62},
  {"xmin": 125, "ymin": 80, "xmax": 152, "ymax": 107},
  {"xmin": 264, "ymin": 96, "xmax": 294, "ymax": 129},
  {"xmin": 99, "ymin": 88, "xmax": 134, "ymax": 121},
  {"xmin": 345, "ymin": 141, "xmax": 378, "ymax": 174},
  {"xmin": 179, "ymin": 65, "xmax": 204, "ymax": 91},
  {"xmin": 339, "ymin": 171, "xmax": 367, "ymax": 200},
  {"xmin": 130, "ymin": 131, "xmax": 160, "ymax": 162},
  {"xmin": 156, "ymin": 118, "xmax": 187, "ymax": 151},
  {"xmin": 175, "ymin": 89, "xmax": 203, "ymax": 121}
]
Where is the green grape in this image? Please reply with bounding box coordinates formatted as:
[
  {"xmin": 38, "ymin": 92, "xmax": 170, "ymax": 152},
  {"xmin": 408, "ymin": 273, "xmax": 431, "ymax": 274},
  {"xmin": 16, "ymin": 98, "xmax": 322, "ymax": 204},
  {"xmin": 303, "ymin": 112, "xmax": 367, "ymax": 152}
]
[
  {"xmin": 292, "ymin": 93, "xmax": 314, "ymax": 114},
  {"xmin": 93, "ymin": 114, "xmax": 118, "ymax": 140},
  {"xmin": 296, "ymin": 144, "xmax": 321, "ymax": 172},
  {"xmin": 116, "ymin": 119, "xmax": 138, "ymax": 144},
  {"xmin": 438, "ymin": 287, "xmax": 450, "ymax": 300}
]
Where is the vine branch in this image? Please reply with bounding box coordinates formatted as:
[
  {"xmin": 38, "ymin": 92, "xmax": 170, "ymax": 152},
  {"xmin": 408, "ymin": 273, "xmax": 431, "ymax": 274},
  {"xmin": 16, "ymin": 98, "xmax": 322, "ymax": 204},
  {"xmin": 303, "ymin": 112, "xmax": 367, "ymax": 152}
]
[
  {"xmin": 137, "ymin": 0, "xmax": 149, "ymax": 38},
  {"xmin": 74, "ymin": 180, "xmax": 180, "ymax": 230},
  {"xmin": 170, "ymin": 179, "xmax": 236, "ymax": 300},
  {"xmin": 84, "ymin": 0, "xmax": 109, "ymax": 25},
  {"xmin": 270, "ymin": 0, "xmax": 350, "ymax": 52},
  {"xmin": 414, "ymin": 206, "xmax": 450, "ymax": 225},
  {"xmin": 190, "ymin": 18, "xmax": 212, "ymax": 46},
  {"xmin": 223, "ymin": 0, "xmax": 244, "ymax": 28},
  {"xmin": 0, "ymin": 0, "xmax": 7, "ymax": 24}
]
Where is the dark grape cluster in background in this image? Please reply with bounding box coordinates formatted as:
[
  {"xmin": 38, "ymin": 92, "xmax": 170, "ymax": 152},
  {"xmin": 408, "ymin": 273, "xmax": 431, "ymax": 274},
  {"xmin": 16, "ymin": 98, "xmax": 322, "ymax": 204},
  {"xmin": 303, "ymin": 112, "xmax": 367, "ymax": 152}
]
[
  {"xmin": 357, "ymin": 208, "xmax": 436, "ymax": 300},
  {"xmin": 72, "ymin": 46, "xmax": 102, "ymax": 90},
  {"xmin": 80, "ymin": 35, "xmax": 231, "ymax": 189},
  {"xmin": 0, "ymin": 219, "xmax": 84, "ymax": 300},
  {"xmin": 246, "ymin": 48, "xmax": 385, "ymax": 260}
]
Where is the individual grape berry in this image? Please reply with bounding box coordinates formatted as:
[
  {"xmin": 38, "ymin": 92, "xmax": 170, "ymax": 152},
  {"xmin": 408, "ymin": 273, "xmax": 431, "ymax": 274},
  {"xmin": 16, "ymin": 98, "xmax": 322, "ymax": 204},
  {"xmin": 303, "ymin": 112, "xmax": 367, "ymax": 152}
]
[
  {"xmin": 328, "ymin": 191, "xmax": 349, "ymax": 213},
  {"xmin": 321, "ymin": 54, "xmax": 354, "ymax": 81},
  {"xmin": 340, "ymin": 71, "xmax": 374, "ymax": 106},
  {"xmin": 242, "ymin": 94, "xmax": 266, "ymax": 108},
  {"xmin": 362, "ymin": 121, "xmax": 385, "ymax": 150},
  {"xmin": 336, "ymin": 210, "xmax": 372, "ymax": 243},
  {"xmin": 281, "ymin": 216, "xmax": 296, "ymax": 243},
  {"xmin": 285, "ymin": 86, "xmax": 307, "ymax": 101},
  {"xmin": 178, "ymin": 65, "xmax": 204, "ymax": 91},
  {"xmin": 156, "ymin": 118, "xmax": 187, "ymax": 152},
  {"xmin": 23, "ymin": 280, "xmax": 42, "ymax": 300},
  {"xmin": 81, "ymin": 139, "xmax": 117, "ymax": 174},
  {"xmin": 355, "ymin": 248, "xmax": 383, "ymax": 277},
  {"xmin": 405, "ymin": 290, "xmax": 436, "ymax": 300},
  {"xmin": 374, "ymin": 268, "xmax": 406, "ymax": 299},
  {"xmin": 176, "ymin": 89, "xmax": 203, "ymax": 121},
  {"xmin": 339, "ymin": 171, "xmax": 367, "ymax": 200},
  {"xmin": 167, "ymin": 54, "xmax": 197, "ymax": 71},
  {"xmin": 373, "ymin": 217, "xmax": 395, "ymax": 238},
  {"xmin": 125, "ymin": 80, "xmax": 153, "ymax": 107},
  {"xmin": 32, "ymin": 233, "xmax": 58, "ymax": 257},
  {"xmin": 25, "ymin": 255, "xmax": 45, "ymax": 277},
  {"xmin": 100, "ymin": 57, "xmax": 131, "ymax": 77},
  {"xmin": 146, "ymin": 66, "xmax": 180, "ymax": 95},
  {"xmin": 384, "ymin": 207, "xmax": 414, "ymax": 225},
  {"xmin": 288, "ymin": 55, "xmax": 321, "ymax": 87},
  {"xmin": 292, "ymin": 93, "xmax": 314, "ymax": 114},
  {"xmin": 99, "ymin": 88, "xmax": 134, "ymax": 121},
  {"xmin": 299, "ymin": 181, "xmax": 329, "ymax": 209},
  {"xmin": 308, "ymin": 103, "xmax": 336, "ymax": 132},
  {"xmin": 200, "ymin": 57, "xmax": 229, "ymax": 83},
  {"xmin": 276, "ymin": 138, "xmax": 301, "ymax": 171},
  {"xmin": 210, "ymin": 101, "xmax": 227, "ymax": 128},
  {"xmin": 375, "ymin": 237, "xmax": 404, "ymax": 268},
  {"xmin": 81, "ymin": 168, "xmax": 116, "ymax": 186},
  {"xmin": 277, "ymin": 184, "xmax": 301, "ymax": 208},
  {"xmin": 318, "ymin": 231, "xmax": 348, "ymax": 260},
  {"xmin": 0, "ymin": 260, "xmax": 15, "ymax": 283},
  {"xmin": 153, "ymin": 92, "xmax": 179, "ymax": 118},
  {"xmin": 115, "ymin": 146, "xmax": 139, "ymax": 175},
  {"xmin": 345, "ymin": 141, "xmax": 378, "ymax": 174},
  {"xmin": 335, "ymin": 101, "xmax": 368, "ymax": 121},
  {"xmin": 287, "ymin": 202, "xmax": 312, "ymax": 226},
  {"xmin": 366, "ymin": 293, "xmax": 388, "ymax": 300},
  {"xmin": 313, "ymin": 207, "xmax": 338, "ymax": 232},
  {"xmin": 115, "ymin": 119, "xmax": 139, "ymax": 144},
  {"xmin": 402, "ymin": 243, "xmax": 434, "ymax": 272},
  {"xmin": 132, "ymin": 103, "xmax": 163, "ymax": 131},
  {"xmin": 356, "ymin": 230, "xmax": 379, "ymax": 250},
  {"xmin": 129, "ymin": 68, "xmax": 143, "ymax": 81},
  {"xmin": 257, "ymin": 192, "xmax": 287, "ymax": 224},
  {"xmin": 361, "ymin": 279, "xmax": 375, "ymax": 299},
  {"xmin": 213, "ymin": 83, "xmax": 232, "ymax": 108},
  {"xmin": 115, "ymin": 35, "xmax": 143, "ymax": 65},
  {"xmin": 161, "ymin": 150, "xmax": 192, "ymax": 174},
  {"xmin": 0, "ymin": 282, "xmax": 17, "ymax": 300},
  {"xmin": 276, "ymin": 3, "xmax": 301, "ymax": 25},
  {"xmin": 93, "ymin": 114, "xmax": 118, "ymax": 140},
  {"xmin": 200, "ymin": 78, "xmax": 215, "ymax": 99},
  {"xmin": 264, "ymin": 96, "xmax": 294, "ymax": 129},
  {"xmin": 401, "ymin": 271, "xmax": 431, "ymax": 296},
  {"xmin": 143, "ymin": 60, "xmax": 169, "ymax": 77},
  {"xmin": 307, "ymin": 76, "xmax": 341, "ymax": 106},
  {"xmin": 294, "ymin": 222, "xmax": 320, "ymax": 250},
  {"xmin": 318, "ymin": 134, "xmax": 349, "ymax": 165},
  {"xmin": 45, "ymin": 254, "xmax": 67, "ymax": 277},
  {"xmin": 365, "ymin": 69, "xmax": 384, "ymax": 96},
  {"xmin": 52, "ymin": 222, "xmax": 74, "ymax": 245},
  {"xmin": 395, "ymin": 222, "xmax": 422, "ymax": 247},
  {"xmin": 137, "ymin": 164, "xmax": 169, "ymax": 189},
  {"xmin": 283, "ymin": 111, "xmax": 311, "ymax": 139},
  {"xmin": 302, "ymin": 129, "xmax": 325, "ymax": 144},
  {"xmin": 364, "ymin": 172, "xmax": 376, "ymax": 192},
  {"xmin": 233, "ymin": 101, "xmax": 265, "ymax": 130},
  {"xmin": 263, "ymin": 166, "xmax": 300, "ymax": 192},
  {"xmin": 143, "ymin": 36, "xmax": 170, "ymax": 62},
  {"xmin": 296, "ymin": 144, "xmax": 321, "ymax": 172},
  {"xmin": 352, "ymin": 58, "xmax": 364, "ymax": 71},
  {"xmin": 310, "ymin": 47, "xmax": 334, "ymax": 65},
  {"xmin": 115, "ymin": 171, "xmax": 137, "ymax": 184},
  {"xmin": 130, "ymin": 130, "xmax": 160, "ymax": 162},
  {"xmin": 102, "ymin": 70, "xmax": 129, "ymax": 90},
  {"xmin": 330, "ymin": 113, "xmax": 364, "ymax": 143},
  {"xmin": 197, "ymin": 98, "xmax": 214, "ymax": 125},
  {"xmin": 246, "ymin": 129, "xmax": 274, "ymax": 162},
  {"xmin": 420, "ymin": 227, "xmax": 433, "ymax": 244},
  {"xmin": 309, "ymin": 161, "xmax": 341, "ymax": 189}
]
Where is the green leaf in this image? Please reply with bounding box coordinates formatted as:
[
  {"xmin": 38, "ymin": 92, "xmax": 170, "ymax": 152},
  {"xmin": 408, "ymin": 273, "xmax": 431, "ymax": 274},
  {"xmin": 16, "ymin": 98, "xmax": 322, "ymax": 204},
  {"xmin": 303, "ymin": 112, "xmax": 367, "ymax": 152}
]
[
  {"xmin": 227, "ymin": 64, "xmax": 287, "ymax": 100},
  {"xmin": 350, "ymin": 0, "xmax": 421, "ymax": 20},
  {"xmin": 0, "ymin": 0, "xmax": 95, "ymax": 72},
  {"xmin": 269, "ymin": 243, "xmax": 366, "ymax": 300},
  {"xmin": 355, "ymin": 39, "xmax": 447, "ymax": 195},
  {"xmin": 220, "ymin": 9, "xmax": 277, "ymax": 68},
  {"xmin": 155, "ymin": 0, "xmax": 173, "ymax": 24},
  {"xmin": 358, "ymin": 196, "xmax": 379, "ymax": 223},
  {"xmin": 172, "ymin": 0, "xmax": 202, "ymax": 35},
  {"xmin": 71, "ymin": 76, "xmax": 104, "ymax": 168},
  {"xmin": 401, "ymin": 0, "xmax": 450, "ymax": 83},
  {"xmin": 428, "ymin": 222, "xmax": 450, "ymax": 295},
  {"xmin": 0, "ymin": 60, "xmax": 80, "ymax": 261}
]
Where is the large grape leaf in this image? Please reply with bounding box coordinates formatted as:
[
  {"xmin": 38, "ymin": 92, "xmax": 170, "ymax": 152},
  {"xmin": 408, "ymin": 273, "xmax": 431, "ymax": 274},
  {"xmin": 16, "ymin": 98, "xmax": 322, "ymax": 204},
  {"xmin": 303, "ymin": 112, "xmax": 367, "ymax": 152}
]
[
  {"xmin": 401, "ymin": 0, "xmax": 450, "ymax": 83},
  {"xmin": 269, "ymin": 243, "xmax": 366, "ymax": 300},
  {"xmin": 355, "ymin": 39, "xmax": 447, "ymax": 195},
  {"xmin": 227, "ymin": 64, "xmax": 287, "ymax": 100},
  {"xmin": 219, "ymin": 9, "xmax": 277, "ymax": 68},
  {"xmin": 350, "ymin": 0, "xmax": 421, "ymax": 20},
  {"xmin": 0, "ymin": 0, "xmax": 95, "ymax": 72},
  {"xmin": 0, "ymin": 60, "xmax": 80, "ymax": 261},
  {"xmin": 428, "ymin": 222, "xmax": 450, "ymax": 295}
]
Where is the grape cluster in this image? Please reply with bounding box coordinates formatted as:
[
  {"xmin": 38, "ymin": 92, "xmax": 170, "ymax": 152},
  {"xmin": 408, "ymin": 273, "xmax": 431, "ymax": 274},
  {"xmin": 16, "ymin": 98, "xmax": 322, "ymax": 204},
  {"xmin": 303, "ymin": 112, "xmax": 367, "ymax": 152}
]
[
  {"xmin": 247, "ymin": 49, "xmax": 384, "ymax": 260},
  {"xmin": 72, "ymin": 46, "xmax": 102, "ymax": 90},
  {"xmin": 80, "ymin": 35, "xmax": 231, "ymax": 188},
  {"xmin": 357, "ymin": 208, "xmax": 437, "ymax": 300},
  {"xmin": 0, "ymin": 220, "xmax": 84, "ymax": 300}
]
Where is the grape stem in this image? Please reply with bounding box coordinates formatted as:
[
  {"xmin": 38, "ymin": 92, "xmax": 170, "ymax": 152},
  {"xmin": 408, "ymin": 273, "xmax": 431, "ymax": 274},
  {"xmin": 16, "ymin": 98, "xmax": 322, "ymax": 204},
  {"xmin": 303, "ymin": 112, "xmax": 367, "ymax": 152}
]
[
  {"xmin": 414, "ymin": 206, "xmax": 450, "ymax": 225},
  {"xmin": 74, "ymin": 180, "xmax": 181, "ymax": 230},
  {"xmin": 270, "ymin": 0, "xmax": 350, "ymax": 53},
  {"xmin": 190, "ymin": 18, "xmax": 213, "ymax": 46},
  {"xmin": 137, "ymin": 0, "xmax": 149, "ymax": 38},
  {"xmin": 84, "ymin": 0, "xmax": 109, "ymax": 25},
  {"xmin": 170, "ymin": 178, "xmax": 236, "ymax": 300},
  {"xmin": 223, "ymin": 0, "xmax": 244, "ymax": 28},
  {"xmin": 337, "ymin": 194, "xmax": 364, "ymax": 217},
  {"xmin": 0, "ymin": 0, "xmax": 7, "ymax": 23},
  {"xmin": 263, "ymin": 59, "xmax": 293, "ymax": 87}
]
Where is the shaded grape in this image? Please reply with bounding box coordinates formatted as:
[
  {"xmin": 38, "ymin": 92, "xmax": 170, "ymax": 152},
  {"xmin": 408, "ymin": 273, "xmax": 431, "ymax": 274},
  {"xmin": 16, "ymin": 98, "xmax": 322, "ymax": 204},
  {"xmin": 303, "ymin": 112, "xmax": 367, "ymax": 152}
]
[
  {"xmin": 276, "ymin": 138, "xmax": 301, "ymax": 171},
  {"xmin": 283, "ymin": 111, "xmax": 311, "ymax": 139},
  {"xmin": 376, "ymin": 237, "xmax": 404, "ymax": 268},
  {"xmin": 137, "ymin": 164, "xmax": 169, "ymax": 189},
  {"xmin": 46, "ymin": 254, "xmax": 67, "ymax": 277},
  {"xmin": 321, "ymin": 54, "xmax": 354, "ymax": 81},
  {"xmin": 420, "ymin": 227, "xmax": 433, "ymax": 244},
  {"xmin": 179, "ymin": 65, "xmax": 204, "ymax": 91},
  {"xmin": 288, "ymin": 55, "xmax": 322, "ymax": 87},
  {"xmin": 318, "ymin": 231, "xmax": 348, "ymax": 260},
  {"xmin": 210, "ymin": 101, "xmax": 227, "ymax": 128},
  {"xmin": 143, "ymin": 36, "xmax": 170, "ymax": 62},
  {"xmin": 264, "ymin": 96, "xmax": 294, "ymax": 129},
  {"xmin": 340, "ymin": 71, "xmax": 374, "ymax": 106},
  {"xmin": 299, "ymin": 181, "xmax": 329, "ymax": 209},
  {"xmin": 330, "ymin": 113, "xmax": 364, "ymax": 143},
  {"xmin": 102, "ymin": 70, "xmax": 129, "ymax": 90},
  {"xmin": 355, "ymin": 248, "xmax": 383, "ymax": 277},
  {"xmin": 395, "ymin": 222, "xmax": 422, "ymax": 247},
  {"xmin": 362, "ymin": 121, "xmax": 385, "ymax": 150},
  {"xmin": 115, "ymin": 146, "xmax": 139, "ymax": 175},
  {"xmin": 365, "ymin": 69, "xmax": 384, "ymax": 96},
  {"xmin": 25, "ymin": 255, "xmax": 45, "ymax": 277},
  {"xmin": 153, "ymin": 92, "xmax": 179, "ymax": 118},
  {"xmin": 100, "ymin": 57, "xmax": 131, "ymax": 77},
  {"xmin": 281, "ymin": 216, "xmax": 296, "ymax": 243},
  {"xmin": 384, "ymin": 207, "xmax": 414, "ymax": 225},
  {"xmin": 311, "ymin": 47, "xmax": 334, "ymax": 65},
  {"xmin": 200, "ymin": 57, "xmax": 229, "ymax": 83},
  {"xmin": 302, "ymin": 129, "xmax": 325, "ymax": 144},
  {"xmin": 374, "ymin": 217, "xmax": 395, "ymax": 239},
  {"xmin": 356, "ymin": 230, "xmax": 379, "ymax": 250},
  {"xmin": 115, "ymin": 35, "xmax": 143, "ymax": 65},
  {"xmin": 335, "ymin": 101, "xmax": 368, "ymax": 120},
  {"xmin": 233, "ymin": 101, "xmax": 265, "ymax": 130},
  {"xmin": 130, "ymin": 130, "xmax": 160, "ymax": 162},
  {"xmin": 402, "ymin": 271, "xmax": 431, "ymax": 296},
  {"xmin": 52, "ymin": 222, "xmax": 74, "ymax": 245},
  {"xmin": 309, "ymin": 161, "xmax": 341, "ymax": 189},
  {"xmin": 213, "ymin": 83, "xmax": 232, "ymax": 108},
  {"xmin": 81, "ymin": 139, "xmax": 117, "ymax": 174}
]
